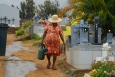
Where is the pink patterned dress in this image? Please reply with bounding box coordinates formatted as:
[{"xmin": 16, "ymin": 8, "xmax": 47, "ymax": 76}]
[{"xmin": 44, "ymin": 24, "xmax": 63, "ymax": 56}]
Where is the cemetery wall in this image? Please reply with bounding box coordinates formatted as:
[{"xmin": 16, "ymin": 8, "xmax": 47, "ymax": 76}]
[
  {"xmin": 0, "ymin": 4, "xmax": 20, "ymax": 27},
  {"xmin": 7, "ymin": 27, "xmax": 20, "ymax": 34}
]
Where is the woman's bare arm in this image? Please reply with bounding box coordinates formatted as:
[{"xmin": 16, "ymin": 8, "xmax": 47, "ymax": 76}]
[
  {"xmin": 59, "ymin": 33, "xmax": 65, "ymax": 44},
  {"xmin": 41, "ymin": 30, "xmax": 47, "ymax": 43}
]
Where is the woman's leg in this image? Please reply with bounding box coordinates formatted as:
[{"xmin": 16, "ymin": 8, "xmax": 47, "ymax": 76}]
[
  {"xmin": 52, "ymin": 53, "xmax": 57, "ymax": 70},
  {"xmin": 46, "ymin": 53, "xmax": 51, "ymax": 68}
]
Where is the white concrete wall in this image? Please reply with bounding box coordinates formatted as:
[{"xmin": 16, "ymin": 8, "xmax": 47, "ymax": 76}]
[
  {"xmin": 66, "ymin": 45, "xmax": 115, "ymax": 69},
  {"xmin": 33, "ymin": 26, "xmax": 44, "ymax": 37},
  {"xmin": 0, "ymin": 4, "xmax": 20, "ymax": 27},
  {"xmin": 33, "ymin": 25, "xmax": 66, "ymax": 37}
]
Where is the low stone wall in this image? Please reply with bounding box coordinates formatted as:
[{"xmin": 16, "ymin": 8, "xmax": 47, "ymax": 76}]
[{"xmin": 7, "ymin": 27, "xmax": 20, "ymax": 34}]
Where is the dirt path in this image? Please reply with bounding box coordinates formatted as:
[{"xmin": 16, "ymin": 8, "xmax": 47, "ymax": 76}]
[
  {"xmin": 0, "ymin": 34, "xmax": 16, "ymax": 77},
  {"xmin": 1, "ymin": 34, "xmax": 66, "ymax": 77}
]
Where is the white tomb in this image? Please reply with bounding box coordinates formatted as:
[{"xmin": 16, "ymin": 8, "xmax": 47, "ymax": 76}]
[
  {"xmin": 96, "ymin": 42, "xmax": 114, "ymax": 62},
  {"xmin": 66, "ymin": 42, "xmax": 115, "ymax": 69}
]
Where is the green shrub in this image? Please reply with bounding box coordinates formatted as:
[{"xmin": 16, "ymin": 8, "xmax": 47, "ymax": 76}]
[
  {"xmin": 17, "ymin": 33, "xmax": 29, "ymax": 40},
  {"xmin": 32, "ymin": 42, "xmax": 37, "ymax": 46},
  {"xmin": 33, "ymin": 34, "xmax": 42, "ymax": 40},
  {"xmin": 64, "ymin": 68, "xmax": 71, "ymax": 74},
  {"xmin": 23, "ymin": 20, "xmax": 33, "ymax": 29},
  {"xmin": 15, "ymin": 20, "xmax": 34, "ymax": 40},
  {"xmin": 63, "ymin": 27, "xmax": 66, "ymax": 31},
  {"xmin": 15, "ymin": 28, "xmax": 24, "ymax": 36},
  {"xmin": 91, "ymin": 57, "xmax": 115, "ymax": 77}
]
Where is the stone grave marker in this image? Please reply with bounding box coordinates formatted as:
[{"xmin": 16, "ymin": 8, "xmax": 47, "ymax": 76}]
[{"xmin": 107, "ymin": 33, "xmax": 113, "ymax": 44}]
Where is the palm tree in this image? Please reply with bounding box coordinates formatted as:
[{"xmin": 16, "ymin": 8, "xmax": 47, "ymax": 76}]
[
  {"xmin": 58, "ymin": 0, "xmax": 115, "ymax": 35},
  {"xmin": 70, "ymin": 0, "xmax": 115, "ymax": 35}
]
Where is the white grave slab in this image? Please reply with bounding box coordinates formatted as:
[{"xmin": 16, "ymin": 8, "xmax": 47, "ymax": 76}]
[{"xmin": 96, "ymin": 50, "xmax": 114, "ymax": 62}]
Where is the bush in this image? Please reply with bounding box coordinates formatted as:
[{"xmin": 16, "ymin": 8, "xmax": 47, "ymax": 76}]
[
  {"xmin": 33, "ymin": 34, "xmax": 42, "ymax": 40},
  {"xmin": 15, "ymin": 28, "xmax": 24, "ymax": 36},
  {"xmin": 91, "ymin": 57, "xmax": 115, "ymax": 77},
  {"xmin": 23, "ymin": 20, "xmax": 33, "ymax": 29},
  {"xmin": 17, "ymin": 33, "xmax": 29, "ymax": 40},
  {"xmin": 15, "ymin": 20, "xmax": 34, "ymax": 40},
  {"xmin": 63, "ymin": 27, "xmax": 66, "ymax": 31}
]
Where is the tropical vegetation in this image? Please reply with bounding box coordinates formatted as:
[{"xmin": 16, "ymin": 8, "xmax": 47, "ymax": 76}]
[{"xmin": 59, "ymin": 0, "xmax": 115, "ymax": 35}]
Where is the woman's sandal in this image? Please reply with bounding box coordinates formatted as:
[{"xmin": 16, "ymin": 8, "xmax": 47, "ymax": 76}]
[
  {"xmin": 47, "ymin": 63, "xmax": 51, "ymax": 69},
  {"xmin": 52, "ymin": 66, "xmax": 57, "ymax": 70}
]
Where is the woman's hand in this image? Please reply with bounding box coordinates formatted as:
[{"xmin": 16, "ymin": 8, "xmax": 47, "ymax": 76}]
[
  {"xmin": 41, "ymin": 40, "xmax": 44, "ymax": 44},
  {"xmin": 63, "ymin": 42, "xmax": 66, "ymax": 52},
  {"xmin": 63, "ymin": 42, "xmax": 66, "ymax": 48},
  {"xmin": 41, "ymin": 30, "xmax": 47, "ymax": 44}
]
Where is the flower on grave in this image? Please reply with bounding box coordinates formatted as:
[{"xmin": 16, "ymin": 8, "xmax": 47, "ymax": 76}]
[
  {"xmin": 100, "ymin": 57, "xmax": 108, "ymax": 63},
  {"xmin": 104, "ymin": 71, "xmax": 107, "ymax": 74},
  {"xmin": 68, "ymin": 16, "xmax": 71, "ymax": 18},
  {"xmin": 102, "ymin": 42, "xmax": 111, "ymax": 51},
  {"xmin": 94, "ymin": 60, "xmax": 97, "ymax": 64},
  {"xmin": 91, "ymin": 56, "xmax": 115, "ymax": 77},
  {"xmin": 92, "ymin": 69, "xmax": 96, "ymax": 73}
]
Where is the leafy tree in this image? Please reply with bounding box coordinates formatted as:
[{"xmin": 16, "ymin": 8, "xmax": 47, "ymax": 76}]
[
  {"xmin": 20, "ymin": 0, "xmax": 35, "ymax": 20},
  {"xmin": 73, "ymin": 0, "xmax": 115, "ymax": 35},
  {"xmin": 20, "ymin": 1, "xmax": 26, "ymax": 19},
  {"xmin": 61, "ymin": 0, "xmax": 115, "ymax": 35},
  {"xmin": 37, "ymin": 0, "xmax": 61, "ymax": 19}
]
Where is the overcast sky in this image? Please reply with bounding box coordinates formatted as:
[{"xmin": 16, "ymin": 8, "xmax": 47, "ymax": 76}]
[{"xmin": 0, "ymin": 0, "xmax": 68, "ymax": 8}]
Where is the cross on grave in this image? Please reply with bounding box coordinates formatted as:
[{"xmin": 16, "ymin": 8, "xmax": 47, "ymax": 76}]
[
  {"xmin": 8, "ymin": 19, "xmax": 11, "ymax": 24},
  {"xmin": 3, "ymin": 16, "xmax": 7, "ymax": 23},
  {"xmin": 96, "ymin": 43, "xmax": 114, "ymax": 62},
  {"xmin": 71, "ymin": 19, "xmax": 89, "ymax": 46},
  {"xmin": 107, "ymin": 33, "xmax": 113, "ymax": 44},
  {"xmin": 96, "ymin": 50, "xmax": 114, "ymax": 62},
  {"xmin": 12, "ymin": 18, "xmax": 15, "ymax": 24},
  {"xmin": 88, "ymin": 16, "xmax": 104, "ymax": 44},
  {"xmin": 79, "ymin": 20, "xmax": 89, "ymax": 44},
  {"xmin": 0, "ymin": 17, "xmax": 3, "ymax": 23}
]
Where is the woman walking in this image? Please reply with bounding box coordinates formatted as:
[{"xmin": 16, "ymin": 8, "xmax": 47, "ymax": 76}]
[{"xmin": 41, "ymin": 15, "xmax": 65, "ymax": 70}]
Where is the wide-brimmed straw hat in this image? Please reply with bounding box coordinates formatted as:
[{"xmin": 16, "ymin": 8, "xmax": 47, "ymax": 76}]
[{"xmin": 48, "ymin": 15, "xmax": 62, "ymax": 23}]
